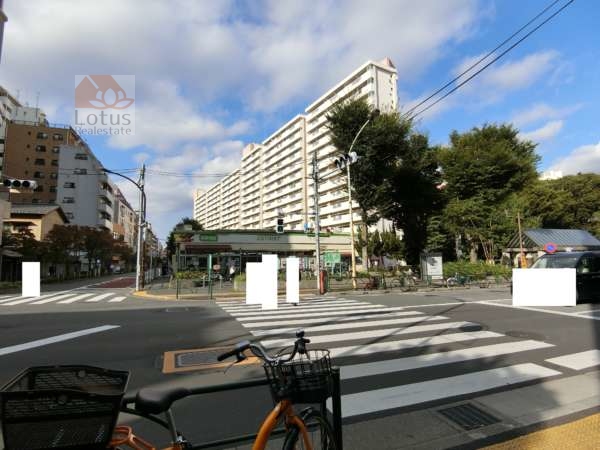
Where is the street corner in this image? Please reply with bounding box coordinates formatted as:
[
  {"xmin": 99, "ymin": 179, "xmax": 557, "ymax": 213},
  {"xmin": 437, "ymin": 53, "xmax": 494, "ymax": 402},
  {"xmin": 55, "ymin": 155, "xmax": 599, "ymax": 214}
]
[
  {"xmin": 162, "ymin": 346, "xmax": 260, "ymax": 374},
  {"xmin": 131, "ymin": 290, "xmax": 176, "ymax": 301}
]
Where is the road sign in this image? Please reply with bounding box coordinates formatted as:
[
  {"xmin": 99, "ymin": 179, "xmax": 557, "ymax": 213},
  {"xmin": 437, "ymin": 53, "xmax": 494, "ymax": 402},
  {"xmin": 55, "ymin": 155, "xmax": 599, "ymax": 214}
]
[
  {"xmin": 544, "ymin": 242, "xmax": 558, "ymax": 254},
  {"xmin": 323, "ymin": 251, "xmax": 341, "ymax": 266}
]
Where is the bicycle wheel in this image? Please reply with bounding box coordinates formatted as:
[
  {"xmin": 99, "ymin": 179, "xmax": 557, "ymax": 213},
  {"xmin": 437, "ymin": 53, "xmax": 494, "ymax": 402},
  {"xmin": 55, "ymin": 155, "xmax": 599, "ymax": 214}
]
[
  {"xmin": 282, "ymin": 409, "xmax": 338, "ymax": 450},
  {"xmin": 446, "ymin": 277, "xmax": 457, "ymax": 288}
]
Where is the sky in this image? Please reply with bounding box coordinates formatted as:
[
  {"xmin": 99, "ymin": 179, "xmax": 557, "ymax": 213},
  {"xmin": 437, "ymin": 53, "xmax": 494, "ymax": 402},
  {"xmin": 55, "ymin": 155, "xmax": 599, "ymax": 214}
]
[{"xmin": 1, "ymin": 0, "xmax": 598, "ymax": 240}]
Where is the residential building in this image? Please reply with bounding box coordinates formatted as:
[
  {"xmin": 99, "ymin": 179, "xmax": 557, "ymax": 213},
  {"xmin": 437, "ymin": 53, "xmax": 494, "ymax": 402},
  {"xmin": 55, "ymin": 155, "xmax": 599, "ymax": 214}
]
[
  {"xmin": 57, "ymin": 144, "xmax": 114, "ymax": 231},
  {"xmin": 112, "ymin": 186, "xmax": 137, "ymax": 249},
  {"xmin": 193, "ymin": 58, "xmax": 398, "ymax": 233},
  {"xmin": 4, "ymin": 204, "xmax": 69, "ymax": 240}
]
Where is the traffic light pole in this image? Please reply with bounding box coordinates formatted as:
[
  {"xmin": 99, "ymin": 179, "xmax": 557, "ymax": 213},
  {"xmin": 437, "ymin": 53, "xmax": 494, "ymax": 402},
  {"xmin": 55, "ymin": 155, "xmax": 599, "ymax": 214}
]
[{"xmin": 312, "ymin": 152, "xmax": 322, "ymax": 294}]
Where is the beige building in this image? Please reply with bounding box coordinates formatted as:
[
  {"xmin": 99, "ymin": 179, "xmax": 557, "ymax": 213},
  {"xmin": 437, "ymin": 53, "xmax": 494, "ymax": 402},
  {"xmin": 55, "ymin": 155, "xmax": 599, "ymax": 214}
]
[
  {"xmin": 194, "ymin": 58, "xmax": 398, "ymax": 233},
  {"xmin": 112, "ymin": 186, "xmax": 137, "ymax": 249},
  {"xmin": 5, "ymin": 204, "xmax": 69, "ymax": 240}
]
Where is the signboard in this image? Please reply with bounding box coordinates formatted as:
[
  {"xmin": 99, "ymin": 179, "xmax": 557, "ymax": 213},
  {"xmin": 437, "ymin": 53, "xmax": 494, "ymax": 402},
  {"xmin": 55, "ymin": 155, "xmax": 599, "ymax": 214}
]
[
  {"xmin": 323, "ymin": 251, "xmax": 341, "ymax": 266},
  {"xmin": 421, "ymin": 252, "xmax": 443, "ymax": 280},
  {"xmin": 544, "ymin": 242, "xmax": 558, "ymax": 254},
  {"xmin": 199, "ymin": 234, "xmax": 218, "ymax": 242}
]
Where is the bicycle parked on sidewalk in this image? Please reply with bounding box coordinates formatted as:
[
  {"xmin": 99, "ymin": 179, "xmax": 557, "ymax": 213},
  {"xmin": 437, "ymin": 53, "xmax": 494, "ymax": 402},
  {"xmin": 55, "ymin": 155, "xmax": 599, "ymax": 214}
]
[
  {"xmin": 0, "ymin": 330, "xmax": 340, "ymax": 450},
  {"xmin": 446, "ymin": 272, "xmax": 471, "ymax": 288}
]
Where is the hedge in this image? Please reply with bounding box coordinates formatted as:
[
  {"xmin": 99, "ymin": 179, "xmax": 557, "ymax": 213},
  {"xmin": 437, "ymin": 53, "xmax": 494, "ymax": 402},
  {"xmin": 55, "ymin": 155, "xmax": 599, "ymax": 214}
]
[{"xmin": 442, "ymin": 261, "xmax": 511, "ymax": 280}]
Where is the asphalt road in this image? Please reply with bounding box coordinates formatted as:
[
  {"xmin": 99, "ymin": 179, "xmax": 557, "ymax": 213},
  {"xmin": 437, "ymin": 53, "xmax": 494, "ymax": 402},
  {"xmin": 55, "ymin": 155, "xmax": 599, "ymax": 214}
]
[{"xmin": 2, "ymin": 286, "xmax": 600, "ymax": 449}]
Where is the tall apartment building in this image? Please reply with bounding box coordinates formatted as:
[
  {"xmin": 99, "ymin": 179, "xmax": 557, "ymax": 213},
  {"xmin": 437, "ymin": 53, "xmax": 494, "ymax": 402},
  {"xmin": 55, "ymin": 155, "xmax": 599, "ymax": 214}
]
[
  {"xmin": 112, "ymin": 186, "xmax": 137, "ymax": 248},
  {"xmin": 194, "ymin": 58, "xmax": 398, "ymax": 232}
]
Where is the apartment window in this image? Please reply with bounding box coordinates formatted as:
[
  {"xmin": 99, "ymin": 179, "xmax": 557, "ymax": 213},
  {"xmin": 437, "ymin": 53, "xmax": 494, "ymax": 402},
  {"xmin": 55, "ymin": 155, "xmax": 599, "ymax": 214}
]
[
  {"xmin": 33, "ymin": 171, "xmax": 44, "ymax": 179},
  {"xmin": 52, "ymin": 146, "xmax": 60, "ymax": 154},
  {"xmin": 37, "ymin": 132, "xmax": 48, "ymax": 139},
  {"xmin": 74, "ymin": 168, "xmax": 87, "ymax": 175},
  {"xmin": 34, "ymin": 158, "xmax": 45, "ymax": 165},
  {"xmin": 32, "ymin": 199, "xmax": 39, "ymax": 204},
  {"xmin": 50, "ymin": 173, "xmax": 58, "ymax": 180},
  {"xmin": 63, "ymin": 197, "xmax": 75, "ymax": 203},
  {"xmin": 36, "ymin": 145, "xmax": 46, "ymax": 152},
  {"xmin": 53, "ymin": 133, "xmax": 64, "ymax": 141},
  {"xmin": 49, "ymin": 186, "xmax": 57, "ymax": 193},
  {"xmin": 65, "ymin": 212, "xmax": 74, "ymax": 220},
  {"xmin": 75, "ymin": 153, "xmax": 88, "ymax": 160},
  {"xmin": 64, "ymin": 182, "xmax": 75, "ymax": 188},
  {"xmin": 34, "ymin": 185, "xmax": 44, "ymax": 192}
]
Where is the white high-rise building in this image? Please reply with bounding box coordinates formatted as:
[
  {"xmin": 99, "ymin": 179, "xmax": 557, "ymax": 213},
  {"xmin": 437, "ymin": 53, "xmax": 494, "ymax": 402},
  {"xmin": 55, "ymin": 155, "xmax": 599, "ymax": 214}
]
[{"xmin": 194, "ymin": 58, "xmax": 398, "ymax": 232}]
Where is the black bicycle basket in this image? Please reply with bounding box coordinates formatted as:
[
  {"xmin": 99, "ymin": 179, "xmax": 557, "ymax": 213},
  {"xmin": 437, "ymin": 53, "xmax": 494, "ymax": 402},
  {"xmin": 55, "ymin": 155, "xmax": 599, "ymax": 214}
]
[
  {"xmin": 0, "ymin": 365, "xmax": 129, "ymax": 450},
  {"xmin": 263, "ymin": 349, "xmax": 333, "ymax": 403}
]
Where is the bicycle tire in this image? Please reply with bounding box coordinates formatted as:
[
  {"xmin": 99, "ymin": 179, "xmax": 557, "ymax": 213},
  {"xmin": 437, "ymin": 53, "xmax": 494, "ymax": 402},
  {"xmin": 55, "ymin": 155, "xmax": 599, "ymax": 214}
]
[{"xmin": 282, "ymin": 409, "xmax": 338, "ymax": 450}]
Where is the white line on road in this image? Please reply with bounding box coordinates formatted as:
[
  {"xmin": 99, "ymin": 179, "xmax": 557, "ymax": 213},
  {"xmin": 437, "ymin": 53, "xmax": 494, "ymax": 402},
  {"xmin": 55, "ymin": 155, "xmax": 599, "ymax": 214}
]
[
  {"xmin": 0, "ymin": 296, "xmax": 25, "ymax": 304},
  {"xmin": 85, "ymin": 293, "xmax": 114, "ymax": 302},
  {"xmin": 251, "ymin": 314, "xmax": 446, "ymax": 336},
  {"xmin": 260, "ymin": 321, "xmax": 482, "ymax": 348},
  {"xmin": 243, "ymin": 311, "xmax": 433, "ymax": 328},
  {"xmin": 108, "ymin": 296, "xmax": 127, "ymax": 303},
  {"xmin": 478, "ymin": 300, "xmax": 600, "ymax": 321},
  {"xmin": 221, "ymin": 300, "xmax": 362, "ymax": 312},
  {"xmin": 546, "ymin": 350, "xmax": 600, "ymax": 370},
  {"xmin": 341, "ymin": 340, "xmax": 554, "ymax": 379},
  {"xmin": 0, "ymin": 325, "xmax": 120, "ymax": 356},
  {"xmin": 3, "ymin": 291, "xmax": 71, "ymax": 306},
  {"xmin": 330, "ymin": 363, "xmax": 561, "ymax": 418},
  {"xmin": 57, "ymin": 293, "xmax": 96, "ymax": 304},
  {"xmin": 329, "ymin": 331, "xmax": 502, "ymax": 358},
  {"xmin": 231, "ymin": 304, "xmax": 385, "ymax": 317},
  {"xmin": 239, "ymin": 306, "xmax": 413, "ymax": 322},
  {"xmin": 31, "ymin": 293, "xmax": 83, "ymax": 305}
]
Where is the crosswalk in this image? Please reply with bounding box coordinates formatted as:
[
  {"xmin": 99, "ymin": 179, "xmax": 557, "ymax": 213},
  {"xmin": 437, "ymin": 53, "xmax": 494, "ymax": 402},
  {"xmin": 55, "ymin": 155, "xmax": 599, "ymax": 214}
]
[
  {"xmin": 217, "ymin": 297, "xmax": 594, "ymax": 419},
  {"xmin": 0, "ymin": 291, "xmax": 128, "ymax": 307}
]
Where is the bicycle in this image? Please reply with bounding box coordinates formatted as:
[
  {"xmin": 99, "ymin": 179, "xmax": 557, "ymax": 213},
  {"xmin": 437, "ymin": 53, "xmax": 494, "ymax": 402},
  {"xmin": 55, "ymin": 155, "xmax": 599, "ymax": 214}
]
[
  {"xmin": 0, "ymin": 331, "xmax": 339, "ymax": 450},
  {"xmin": 446, "ymin": 272, "xmax": 471, "ymax": 288}
]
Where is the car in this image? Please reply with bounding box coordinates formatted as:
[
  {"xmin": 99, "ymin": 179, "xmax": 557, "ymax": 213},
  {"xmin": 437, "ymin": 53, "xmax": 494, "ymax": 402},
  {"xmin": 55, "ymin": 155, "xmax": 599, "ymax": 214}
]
[{"xmin": 529, "ymin": 251, "xmax": 600, "ymax": 303}]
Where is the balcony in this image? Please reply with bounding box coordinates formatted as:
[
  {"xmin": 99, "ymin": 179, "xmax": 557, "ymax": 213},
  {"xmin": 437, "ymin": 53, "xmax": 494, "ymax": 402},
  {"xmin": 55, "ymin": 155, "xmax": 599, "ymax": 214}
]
[{"xmin": 98, "ymin": 217, "xmax": 113, "ymax": 230}]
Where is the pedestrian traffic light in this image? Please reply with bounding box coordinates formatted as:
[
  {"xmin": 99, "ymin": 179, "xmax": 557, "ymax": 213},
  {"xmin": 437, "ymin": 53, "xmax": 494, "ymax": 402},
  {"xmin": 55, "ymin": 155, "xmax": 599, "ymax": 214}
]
[
  {"xmin": 276, "ymin": 218, "xmax": 284, "ymax": 234},
  {"xmin": 2, "ymin": 179, "xmax": 38, "ymax": 190}
]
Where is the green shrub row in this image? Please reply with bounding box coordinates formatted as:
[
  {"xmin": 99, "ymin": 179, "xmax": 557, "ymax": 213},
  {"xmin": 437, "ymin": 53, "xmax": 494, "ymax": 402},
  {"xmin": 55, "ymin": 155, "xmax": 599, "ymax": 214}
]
[{"xmin": 442, "ymin": 261, "xmax": 511, "ymax": 280}]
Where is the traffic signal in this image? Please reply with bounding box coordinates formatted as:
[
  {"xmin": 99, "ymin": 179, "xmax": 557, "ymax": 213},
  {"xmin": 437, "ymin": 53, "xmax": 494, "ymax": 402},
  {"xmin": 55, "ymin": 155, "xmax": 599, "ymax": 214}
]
[
  {"xmin": 2, "ymin": 179, "xmax": 38, "ymax": 190},
  {"xmin": 334, "ymin": 151, "xmax": 358, "ymax": 171},
  {"xmin": 276, "ymin": 218, "xmax": 284, "ymax": 234}
]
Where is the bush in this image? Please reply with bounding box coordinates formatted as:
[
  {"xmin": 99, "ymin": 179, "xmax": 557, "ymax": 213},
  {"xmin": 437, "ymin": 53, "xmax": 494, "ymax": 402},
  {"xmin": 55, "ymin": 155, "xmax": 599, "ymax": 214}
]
[
  {"xmin": 0, "ymin": 281, "xmax": 20, "ymax": 290},
  {"xmin": 443, "ymin": 261, "xmax": 511, "ymax": 280},
  {"xmin": 176, "ymin": 271, "xmax": 208, "ymax": 280}
]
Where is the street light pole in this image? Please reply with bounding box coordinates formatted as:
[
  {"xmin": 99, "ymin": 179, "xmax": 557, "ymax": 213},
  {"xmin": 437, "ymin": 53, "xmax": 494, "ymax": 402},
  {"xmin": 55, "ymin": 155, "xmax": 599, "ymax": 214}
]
[
  {"xmin": 346, "ymin": 109, "xmax": 379, "ymax": 289},
  {"xmin": 312, "ymin": 151, "xmax": 322, "ymax": 294}
]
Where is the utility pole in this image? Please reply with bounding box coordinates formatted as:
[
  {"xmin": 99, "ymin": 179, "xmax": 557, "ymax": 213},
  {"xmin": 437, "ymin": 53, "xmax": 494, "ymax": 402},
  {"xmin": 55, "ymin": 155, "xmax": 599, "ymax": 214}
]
[
  {"xmin": 136, "ymin": 164, "xmax": 146, "ymax": 291},
  {"xmin": 312, "ymin": 152, "xmax": 322, "ymax": 293},
  {"xmin": 517, "ymin": 211, "xmax": 527, "ymax": 268}
]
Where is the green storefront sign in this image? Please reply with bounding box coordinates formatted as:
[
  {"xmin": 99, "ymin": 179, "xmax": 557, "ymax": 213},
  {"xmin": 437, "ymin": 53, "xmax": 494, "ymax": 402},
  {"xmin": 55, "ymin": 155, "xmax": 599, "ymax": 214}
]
[
  {"xmin": 199, "ymin": 234, "xmax": 218, "ymax": 242},
  {"xmin": 323, "ymin": 251, "xmax": 341, "ymax": 266}
]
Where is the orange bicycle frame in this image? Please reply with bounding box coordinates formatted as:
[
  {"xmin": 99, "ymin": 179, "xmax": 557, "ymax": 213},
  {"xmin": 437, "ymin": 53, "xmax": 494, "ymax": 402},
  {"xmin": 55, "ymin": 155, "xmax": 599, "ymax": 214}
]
[{"xmin": 252, "ymin": 399, "xmax": 312, "ymax": 450}]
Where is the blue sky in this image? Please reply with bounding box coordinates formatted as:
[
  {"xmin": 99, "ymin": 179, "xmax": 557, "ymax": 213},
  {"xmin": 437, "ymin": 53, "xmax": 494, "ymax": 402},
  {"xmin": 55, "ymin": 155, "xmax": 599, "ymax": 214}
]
[{"xmin": 1, "ymin": 0, "xmax": 597, "ymax": 239}]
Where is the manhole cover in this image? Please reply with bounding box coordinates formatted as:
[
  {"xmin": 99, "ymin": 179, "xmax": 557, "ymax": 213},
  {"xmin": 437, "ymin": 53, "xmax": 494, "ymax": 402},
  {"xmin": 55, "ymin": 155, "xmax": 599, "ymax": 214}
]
[
  {"xmin": 505, "ymin": 330, "xmax": 546, "ymax": 341},
  {"xmin": 162, "ymin": 346, "xmax": 260, "ymax": 373},
  {"xmin": 177, "ymin": 350, "xmax": 222, "ymax": 367},
  {"xmin": 160, "ymin": 307, "xmax": 203, "ymax": 313},
  {"xmin": 438, "ymin": 403, "xmax": 501, "ymax": 430}
]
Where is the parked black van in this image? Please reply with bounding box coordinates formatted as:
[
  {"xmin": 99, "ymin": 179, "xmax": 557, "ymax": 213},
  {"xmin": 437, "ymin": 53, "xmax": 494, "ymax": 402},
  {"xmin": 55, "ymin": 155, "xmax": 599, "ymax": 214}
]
[{"xmin": 531, "ymin": 251, "xmax": 600, "ymax": 303}]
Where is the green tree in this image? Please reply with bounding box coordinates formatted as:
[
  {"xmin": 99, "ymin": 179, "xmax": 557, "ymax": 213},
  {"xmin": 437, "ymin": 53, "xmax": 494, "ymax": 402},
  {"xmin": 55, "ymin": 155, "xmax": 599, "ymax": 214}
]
[
  {"xmin": 44, "ymin": 225, "xmax": 84, "ymax": 277},
  {"xmin": 80, "ymin": 227, "xmax": 114, "ymax": 276},
  {"xmin": 438, "ymin": 124, "xmax": 540, "ymax": 262},
  {"xmin": 166, "ymin": 217, "xmax": 203, "ymax": 258}
]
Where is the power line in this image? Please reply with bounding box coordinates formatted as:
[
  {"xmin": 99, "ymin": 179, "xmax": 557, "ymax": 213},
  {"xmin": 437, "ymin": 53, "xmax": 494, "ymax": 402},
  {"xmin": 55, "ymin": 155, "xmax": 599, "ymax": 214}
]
[
  {"xmin": 402, "ymin": 0, "xmax": 565, "ymax": 119},
  {"xmin": 408, "ymin": 0, "xmax": 575, "ymax": 120}
]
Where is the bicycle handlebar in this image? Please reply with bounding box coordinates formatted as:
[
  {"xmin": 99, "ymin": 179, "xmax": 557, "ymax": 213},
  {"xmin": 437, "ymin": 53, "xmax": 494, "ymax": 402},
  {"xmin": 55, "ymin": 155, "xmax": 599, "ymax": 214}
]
[{"xmin": 217, "ymin": 329, "xmax": 310, "ymax": 364}]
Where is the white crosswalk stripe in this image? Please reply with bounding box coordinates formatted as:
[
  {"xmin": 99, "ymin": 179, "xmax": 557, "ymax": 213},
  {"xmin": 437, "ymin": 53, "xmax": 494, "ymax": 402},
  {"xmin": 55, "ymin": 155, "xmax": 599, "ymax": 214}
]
[
  {"xmin": 0, "ymin": 291, "xmax": 129, "ymax": 307},
  {"xmin": 217, "ymin": 296, "xmax": 564, "ymax": 420}
]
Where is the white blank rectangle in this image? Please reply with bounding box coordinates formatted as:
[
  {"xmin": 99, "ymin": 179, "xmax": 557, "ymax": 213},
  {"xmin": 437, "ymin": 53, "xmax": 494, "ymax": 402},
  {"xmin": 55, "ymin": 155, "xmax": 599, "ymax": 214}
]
[
  {"xmin": 286, "ymin": 257, "xmax": 300, "ymax": 304},
  {"xmin": 546, "ymin": 350, "xmax": 600, "ymax": 370},
  {"xmin": 22, "ymin": 262, "xmax": 40, "ymax": 297},
  {"xmin": 262, "ymin": 254, "xmax": 278, "ymax": 310},
  {"xmin": 246, "ymin": 263, "xmax": 262, "ymax": 305},
  {"xmin": 512, "ymin": 268, "xmax": 576, "ymax": 306}
]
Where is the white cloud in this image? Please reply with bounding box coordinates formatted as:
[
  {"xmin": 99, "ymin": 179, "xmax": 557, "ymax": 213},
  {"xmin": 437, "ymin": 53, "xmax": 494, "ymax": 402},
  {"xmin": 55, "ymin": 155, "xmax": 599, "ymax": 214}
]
[
  {"xmin": 546, "ymin": 141, "xmax": 600, "ymax": 176},
  {"xmin": 519, "ymin": 120, "xmax": 563, "ymax": 143},
  {"xmin": 511, "ymin": 102, "xmax": 582, "ymax": 127}
]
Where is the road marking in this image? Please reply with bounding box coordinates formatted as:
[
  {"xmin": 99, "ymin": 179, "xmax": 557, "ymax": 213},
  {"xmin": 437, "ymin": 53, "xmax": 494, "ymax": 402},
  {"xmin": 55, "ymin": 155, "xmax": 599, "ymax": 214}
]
[
  {"xmin": 230, "ymin": 304, "xmax": 385, "ymax": 317},
  {"xmin": 0, "ymin": 325, "xmax": 120, "ymax": 356},
  {"xmin": 57, "ymin": 293, "xmax": 96, "ymax": 304},
  {"xmin": 331, "ymin": 363, "xmax": 561, "ymax": 418},
  {"xmin": 575, "ymin": 309, "xmax": 600, "ymax": 315},
  {"xmin": 221, "ymin": 300, "xmax": 362, "ymax": 311},
  {"xmin": 251, "ymin": 314, "xmax": 446, "ymax": 336},
  {"xmin": 239, "ymin": 306, "xmax": 415, "ymax": 322},
  {"xmin": 30, "ymin": 293, "xmax": 82, "ymax": 305},
  {"xmin": 108, "ymin": 296, "xmax": 127, "ymax": 303},
  {"xmin": 85, "ymin": 293, "xmax": 114, "ymax": 302},
  {"xmin": 478, "ymin": 300, "xmax": 600, "ymax": 321},
  {"xmin": 260, "ymin": 321, "xmax": 482, "ymax": 348},
  {"xmin": 546, "ymin": 350, "xmax": 600, "ymax": 370},
  {"xmin": 243, "ymin": 311, "xmax": 434, "ymax": 328},
  {"xmin": 341, "ymin": 340, "xmax": 554, "ymax": 379},
  {"xmin": 329, "ymin": 330, "xmax": 502, "ymax": 358},
  {"xmin": 2, "ymin": 291, "xmax": 70, "ymax": 306},
  {"xmin": 0, "ymin": 296, "xmax": 25, "ymax": 304}
]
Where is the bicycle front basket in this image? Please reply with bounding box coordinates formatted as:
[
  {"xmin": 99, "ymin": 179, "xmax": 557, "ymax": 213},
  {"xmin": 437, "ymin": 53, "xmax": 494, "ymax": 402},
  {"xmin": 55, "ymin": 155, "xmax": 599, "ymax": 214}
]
[
  {"xmin": 0, "ymin": 365, "xmax": 129, "ymax": 450},
  {"xmin": 263, "ymin": 349, "xmax": 333, "ymax": 403}
]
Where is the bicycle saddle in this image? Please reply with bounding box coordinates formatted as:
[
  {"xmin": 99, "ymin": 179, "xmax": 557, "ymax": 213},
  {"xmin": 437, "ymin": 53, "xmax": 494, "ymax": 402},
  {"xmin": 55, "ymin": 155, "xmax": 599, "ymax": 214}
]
[{"xmin": 135, "ymin": 385, "xmax": 191, "ymax": 414}]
